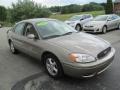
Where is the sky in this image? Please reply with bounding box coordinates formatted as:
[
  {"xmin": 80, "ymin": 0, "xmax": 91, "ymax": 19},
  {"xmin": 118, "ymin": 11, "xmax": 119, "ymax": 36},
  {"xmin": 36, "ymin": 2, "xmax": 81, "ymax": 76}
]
[{"xmin": 0, "ymin": 0, "xmax": 107, "ymax": 8}]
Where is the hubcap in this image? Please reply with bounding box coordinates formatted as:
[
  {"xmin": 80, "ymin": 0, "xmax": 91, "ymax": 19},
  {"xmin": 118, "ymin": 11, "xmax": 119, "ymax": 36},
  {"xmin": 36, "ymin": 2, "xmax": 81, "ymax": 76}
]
[
  {"xmin": 46, "ymin": 58, "xmax": 58, "ymax": 76},
  {"xmin": 103, "ymin": 27, "xmax": 106, "ymax": 33},
  {"xmin": 119, "ymin": 24, "xmax": 120, "ymax": 29},
  {"xmin": 10, "ymin": 42, "xmax": 15, "ymax": 53},
  {"xmin": 76, "ymin": 25, "xmax": 80, "ymax": 31}
]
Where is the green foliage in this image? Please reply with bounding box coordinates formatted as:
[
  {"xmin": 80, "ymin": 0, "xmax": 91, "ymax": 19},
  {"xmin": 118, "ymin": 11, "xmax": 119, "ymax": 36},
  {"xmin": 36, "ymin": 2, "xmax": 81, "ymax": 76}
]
[
  {"xmin": 82, "ymin": 2, "xmax": 104, "ymax": 12},
  {"xmin": 50, "ymin": 6, "xmax": 61, "ymax": 12},
  {"xmin": 0, "ymin": 6, "xmax": 7, "ymax": 21},
  {"xmin": 49, "ymin": 2, "xmax": 104, "ymax": 14},
  {"xmin": 9, "ymin": 0, "xmax": 51, "ymax": 23},
  {"xmin": 105, "ymin": 0, "xmax": 113, "ymax": 14},
  {"xmin": 61, "ymin": 4, "xmax": 82, "ymax": 14}
]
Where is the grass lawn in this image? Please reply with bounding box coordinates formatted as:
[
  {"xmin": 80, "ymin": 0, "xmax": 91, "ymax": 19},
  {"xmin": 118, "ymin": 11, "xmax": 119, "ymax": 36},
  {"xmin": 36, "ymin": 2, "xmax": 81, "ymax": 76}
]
[{"xmin": 50, "ymin": 10, "xmax": 105, "ymax": 21}]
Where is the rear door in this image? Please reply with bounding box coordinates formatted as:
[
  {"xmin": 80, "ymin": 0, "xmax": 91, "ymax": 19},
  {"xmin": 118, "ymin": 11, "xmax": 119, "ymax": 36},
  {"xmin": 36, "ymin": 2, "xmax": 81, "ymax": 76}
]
[
  {"xmin": 107, "ymin": 16, "xmax": 114, "ymax": 30},
  {"xmin": 11, "ymin": 22, "xmax": 26, "ymax": 52}
]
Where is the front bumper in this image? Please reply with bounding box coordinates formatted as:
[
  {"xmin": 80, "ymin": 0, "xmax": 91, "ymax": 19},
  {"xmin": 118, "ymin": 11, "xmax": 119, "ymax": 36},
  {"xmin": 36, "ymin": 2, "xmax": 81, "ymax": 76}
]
[
  {"xmin": 62, "ymin": 48, "xmax": 115, "ymax": 78},
  {"xmin": 83, "ymin": 27, "xmax": 102, "ymax": 33}
]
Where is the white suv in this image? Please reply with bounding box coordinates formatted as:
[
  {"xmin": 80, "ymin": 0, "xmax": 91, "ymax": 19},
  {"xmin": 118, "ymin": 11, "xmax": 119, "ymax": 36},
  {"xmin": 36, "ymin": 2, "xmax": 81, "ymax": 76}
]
[{"xmin": 65, "ymin": 14, "xmax": 93, "ymax": 31}]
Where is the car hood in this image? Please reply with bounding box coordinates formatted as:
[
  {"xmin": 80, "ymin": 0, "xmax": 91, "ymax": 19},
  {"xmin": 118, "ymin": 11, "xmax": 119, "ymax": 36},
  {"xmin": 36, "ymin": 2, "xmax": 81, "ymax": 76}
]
[
  {"xmin": 85, "ymin": 21, "xmax": 106, "ymax": 27},
  {"xmin": 65, "ymin": 20, "xmax": 78, "ymax": 24},
  {"xmin": 47, "ymin": 32, "xmax": 110, "ymax": 57}
]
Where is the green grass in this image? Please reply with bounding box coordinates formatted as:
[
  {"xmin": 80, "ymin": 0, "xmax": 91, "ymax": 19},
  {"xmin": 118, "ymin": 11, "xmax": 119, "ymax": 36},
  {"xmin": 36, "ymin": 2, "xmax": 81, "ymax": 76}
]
[{"xmin": 50, "ymin": 10, "xmax": 105, "ymax": 21}]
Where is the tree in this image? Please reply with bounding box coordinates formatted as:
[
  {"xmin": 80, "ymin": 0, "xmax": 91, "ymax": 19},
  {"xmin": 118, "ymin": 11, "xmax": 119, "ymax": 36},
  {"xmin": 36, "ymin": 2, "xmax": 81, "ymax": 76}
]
[
  {"xmin": 82, "ymin": 2, "xmax": 104, "ymax": 12},
  {"xmin": 0, "ymin": 6, "xmax": 7, "ymax": 21},
  {"xmin": 61, "ymin": 4, "xmax": 82, "ymax": 14},
  {"xmin": 105, "ymin": 0, "xmax": 113, "ymax": 14},
  {"xmin": 10, "ymin": 0, "xmax": 51, "ymax": 23}
]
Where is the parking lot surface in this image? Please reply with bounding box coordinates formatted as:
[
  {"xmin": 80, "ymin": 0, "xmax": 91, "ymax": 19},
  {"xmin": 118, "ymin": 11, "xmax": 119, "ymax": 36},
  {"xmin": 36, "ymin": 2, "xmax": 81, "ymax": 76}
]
[{"xmin": 0, "ymin": 27, "xmax": 120, "ymax": 90}]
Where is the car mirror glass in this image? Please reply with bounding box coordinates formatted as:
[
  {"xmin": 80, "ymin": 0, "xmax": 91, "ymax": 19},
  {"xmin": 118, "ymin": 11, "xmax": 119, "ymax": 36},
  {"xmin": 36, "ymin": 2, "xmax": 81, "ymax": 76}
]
[
  {"xmin": 80, "ymin": 18, "xmax": 83, "ymax": 21},
  {"xmin": 107, "ymin": 19, "xmax": 112, "ymax": 21},
  {"xmin": 27, "ymin": 34, "xmax": 35, "ymax": 39}
]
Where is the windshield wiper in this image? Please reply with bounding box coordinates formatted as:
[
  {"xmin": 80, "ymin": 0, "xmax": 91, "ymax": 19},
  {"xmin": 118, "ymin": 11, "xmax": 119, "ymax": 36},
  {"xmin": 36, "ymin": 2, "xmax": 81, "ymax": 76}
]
[
  {"xmin": 62, "ymin": 32, "xmax": 73, "ymax": 36},
  {"xmin": 43, "ymin": 35, "xmax": 62, "ymax": 39}
]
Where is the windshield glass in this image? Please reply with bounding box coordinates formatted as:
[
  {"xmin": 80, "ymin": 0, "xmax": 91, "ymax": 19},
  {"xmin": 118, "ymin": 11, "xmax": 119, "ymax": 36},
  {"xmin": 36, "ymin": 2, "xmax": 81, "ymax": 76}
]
[
  {"xmin": 69, "ymin": 15, "xmax": 82, "ymax": 20},
  {"xmin": 93, "ymin": 15, "xmax": 108, "ymax": 21},
  {"xmin": 36, "ymin": 20, "xmax": 77, "ymax": 39}
]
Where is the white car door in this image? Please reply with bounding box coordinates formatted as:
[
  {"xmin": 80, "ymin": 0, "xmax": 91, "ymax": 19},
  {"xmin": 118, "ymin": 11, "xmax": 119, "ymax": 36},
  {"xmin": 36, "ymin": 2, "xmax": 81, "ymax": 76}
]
[
  {"xmin": 80, "ymin": 15, "xmax": 88, "ymax": 26},
  {"xmin": 106, "ymin": 16, "xmax": 114, "ymax": 30}
]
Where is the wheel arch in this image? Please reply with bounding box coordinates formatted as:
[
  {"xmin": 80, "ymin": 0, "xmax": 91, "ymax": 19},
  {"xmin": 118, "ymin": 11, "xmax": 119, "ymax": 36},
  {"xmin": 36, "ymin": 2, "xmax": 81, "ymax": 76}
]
[
  {"xmin": 104, "ymin": 25, "xmax": 107, "ymax": 29},
  {"xmin": 41, "ymin": 51, "xmax": 60, "ymax": 64},
  {"xmin": 8, "ymin": 39, "xmax": 12, "ymax": 45}
]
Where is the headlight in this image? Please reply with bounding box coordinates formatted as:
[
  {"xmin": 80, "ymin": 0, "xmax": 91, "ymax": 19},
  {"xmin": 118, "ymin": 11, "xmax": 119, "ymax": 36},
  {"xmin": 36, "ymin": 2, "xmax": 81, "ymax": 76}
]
[
  {"xmin": 69, "ymin": 22, "xmax": 75, "ymax": 24},
  {"xmin": 69, "ymin": 53, "xmax": 96, "ymax": 63}
]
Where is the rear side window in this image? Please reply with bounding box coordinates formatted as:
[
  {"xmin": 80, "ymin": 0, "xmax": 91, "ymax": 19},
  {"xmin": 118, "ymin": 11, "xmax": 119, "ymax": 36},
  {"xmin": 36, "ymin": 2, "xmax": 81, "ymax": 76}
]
[
  {"xmin": 86, "ymin": 15, "xmax": 91, "ymax": 19},
  {"xmin": 14, "ymin": 23, "xmax": 25, "ymax": 35}
]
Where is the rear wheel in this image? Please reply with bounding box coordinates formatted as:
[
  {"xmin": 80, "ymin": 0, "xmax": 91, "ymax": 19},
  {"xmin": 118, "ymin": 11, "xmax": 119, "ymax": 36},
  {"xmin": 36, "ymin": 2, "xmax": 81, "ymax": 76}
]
[
  {"xmin": 102, "ymin": 26, "xmax": 107, "ymax": 34},
  {"xmin": 9, "ymin": 41, "xmax": 18, "ymax": 54},
  {"xmin": 0, "ymin": 24, "xmax": 2, "ymax": 28},
  {"xmin": 44, "ymin": 54, "xmax": 63, "ymax": 78},
  {"xmin": 75, "ymin": 24, "xmax": 82, "ymax": 31},
  {"xmin": 118, "ymin": 23, "xmax": 120, "ymax": 30}
]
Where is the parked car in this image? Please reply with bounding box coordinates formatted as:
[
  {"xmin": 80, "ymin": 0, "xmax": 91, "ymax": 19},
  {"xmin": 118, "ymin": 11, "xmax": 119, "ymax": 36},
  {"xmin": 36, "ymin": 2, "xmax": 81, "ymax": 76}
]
[
  {"xmin": 83, "ymin": 14, "xmax": 120, "ymax": 33},
  {"xmin": 65, "ymin": 14, "xmax": 93, "ymax": 31},
  {"xmin": 7, "ymin": 18, "xmax": 115, "ymax": 78}
]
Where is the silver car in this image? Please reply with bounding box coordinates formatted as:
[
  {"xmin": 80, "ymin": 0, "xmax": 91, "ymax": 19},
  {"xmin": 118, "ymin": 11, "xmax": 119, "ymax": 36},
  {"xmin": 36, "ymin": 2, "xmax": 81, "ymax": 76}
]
[
  {"xmin": 83, "ymin": 14, "xmax": 120, "ymax": 33},
  {"xmin": 7, "ymin": 18, "xmax": 115, "ymax": 78},
  {"xmin": 65, "ymin": 14, "xmax": 93, "ymax": 31}
]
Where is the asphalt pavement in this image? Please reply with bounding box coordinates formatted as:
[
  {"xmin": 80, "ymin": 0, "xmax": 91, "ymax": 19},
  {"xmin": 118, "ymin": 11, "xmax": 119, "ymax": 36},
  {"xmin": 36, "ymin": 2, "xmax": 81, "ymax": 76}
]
[{"xmin": 0, "ymin": 27, "xmax": 120, "ymax": 90}]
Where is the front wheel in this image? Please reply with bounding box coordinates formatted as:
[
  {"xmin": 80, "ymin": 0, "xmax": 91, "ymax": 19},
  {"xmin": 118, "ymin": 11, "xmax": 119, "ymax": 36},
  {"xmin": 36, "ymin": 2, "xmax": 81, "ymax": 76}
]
[
  {"xmin": 9, "ymin": 41, "xmax": 18, "ymax": 54},
  {"xmin": 75, "ymin": 24, "xmax": 82, "ymax": 31},
  {"xmin": 102, "ymin": 26, "xmax": 107, "ymax": 34},
  {"xmin": 45, "ymin": 54, "xmax": 63, "ymax": 78},
  {"xmin": 118, "ymin": 23, "xmax": 120, "ymax": 30}
]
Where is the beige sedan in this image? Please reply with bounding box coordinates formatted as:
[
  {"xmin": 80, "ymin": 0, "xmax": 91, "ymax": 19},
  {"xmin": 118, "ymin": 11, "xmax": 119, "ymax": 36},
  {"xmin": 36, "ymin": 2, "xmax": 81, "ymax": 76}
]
[{"xmin": 7, "ymin": 18, "xmax": 115, "ymax": 78}]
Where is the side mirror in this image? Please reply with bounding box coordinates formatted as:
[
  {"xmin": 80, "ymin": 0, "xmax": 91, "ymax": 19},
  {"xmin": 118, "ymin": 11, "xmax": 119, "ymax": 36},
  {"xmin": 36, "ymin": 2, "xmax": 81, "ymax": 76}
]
[
  {"xmin": 80, "ymin": 18, "xmax": 84, "ymax": 21},
  {"xmin": 107, "ymin": 19, "xmax": 112, "ymax": 21},
  {"xmin": 27, "ymin": 34, "xmax": 35, "ymax": 39}
]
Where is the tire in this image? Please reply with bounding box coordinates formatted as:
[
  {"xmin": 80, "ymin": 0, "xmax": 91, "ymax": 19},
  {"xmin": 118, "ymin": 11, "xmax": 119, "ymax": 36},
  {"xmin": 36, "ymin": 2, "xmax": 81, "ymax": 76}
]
[
  {"xmin": 118, "ymin": 23, "xmax": 120, "ymax": 30},
  {"xmin": 75, "ymin": 24, "xmax": 82, "ymax": 31},
  {"xmin": 102, "ymin": 26, "xmax": 107, "ymax": 34},
  {"xmin": 0, "ymin": 24, "xmax": 2, "ymax": 28},
  {"xmin": 44, "ymin": 54, "xmax": 63, "ymax": 78},
  {"xmin": 9, "ymin": 41, "xmax": 18, "ymax": 54}
]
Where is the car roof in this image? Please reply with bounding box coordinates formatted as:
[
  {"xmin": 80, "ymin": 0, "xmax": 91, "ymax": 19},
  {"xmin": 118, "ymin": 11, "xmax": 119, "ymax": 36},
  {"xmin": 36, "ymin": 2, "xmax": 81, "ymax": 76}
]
[
  {"xmin": 98, "ymin": 14, "xmax": 117, "ymax": 17},
  {"xmin": 74, "ymin": 14, "xmax": 92, "ymax": 16},
  {"xmin": 16, "ymin": 18, "xmax": 57, "ymax": 25}
]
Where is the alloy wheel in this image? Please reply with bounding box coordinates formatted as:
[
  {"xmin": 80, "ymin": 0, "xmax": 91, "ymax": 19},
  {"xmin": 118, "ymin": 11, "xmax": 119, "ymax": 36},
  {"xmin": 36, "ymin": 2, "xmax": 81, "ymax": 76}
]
[{"xmin": 46, "ymin": 58, "xmax": 58, "ymax": 76}]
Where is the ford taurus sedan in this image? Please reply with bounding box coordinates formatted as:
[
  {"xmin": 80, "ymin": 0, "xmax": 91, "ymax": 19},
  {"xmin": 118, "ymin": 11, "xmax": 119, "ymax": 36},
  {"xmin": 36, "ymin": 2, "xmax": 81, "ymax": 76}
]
[
  {"xmin": 7, "ymin": 18, "xmax": 115, "ymax": 78},
  {"xmin": 65, "ymin": 14, "xmax": 93, "ymax": 31},
  {"xmin": 83, "ymin": 14, "xmax": 120, "ymax": 34}
]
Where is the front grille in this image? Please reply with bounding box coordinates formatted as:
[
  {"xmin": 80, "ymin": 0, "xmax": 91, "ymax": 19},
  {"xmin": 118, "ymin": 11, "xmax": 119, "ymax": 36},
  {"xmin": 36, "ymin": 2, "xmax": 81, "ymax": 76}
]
[
  {"xmin": 85, "ymin": 26, "xmax": 93, "ymax": 28},
  {"xmin": 84, "ymin": 29, "xmax": 94, "ymax": 31},
  {"xmin": 97, "ymin": 47, "xmax": 111, "ymax": 59}
]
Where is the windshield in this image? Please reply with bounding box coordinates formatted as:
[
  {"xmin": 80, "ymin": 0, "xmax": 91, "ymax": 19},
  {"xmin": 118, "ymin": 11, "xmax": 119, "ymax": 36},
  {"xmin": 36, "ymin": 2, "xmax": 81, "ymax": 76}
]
[
  {"xmin": 36, "ymin": 20, "xmax": 77, "ymax": 39},
  {"xmin": 93, "ymin": 15, "xmax": 108, "ymax": 21},
  {"xmin": 69, "ymin": 15, "xmax": 82, "ymax": 20}
]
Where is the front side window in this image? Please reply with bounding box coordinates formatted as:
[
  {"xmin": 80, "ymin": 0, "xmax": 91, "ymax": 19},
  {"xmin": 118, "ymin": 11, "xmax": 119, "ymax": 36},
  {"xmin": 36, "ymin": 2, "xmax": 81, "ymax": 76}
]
[
  {"xmin": 14, "ymin": 23, "xmax": 25, "ymax": 35},
  {"xmin": 24, "ymin": 23, "xmax": 39, "ymax": 38},
  {"xmin": 111, "ymin": 15, "xmax": 119, "ymax": 20},
  {"xmin": 36, "ymin": 20, "xmax": 77, "ymax": 39},
  {"xmin": 69, "ymin": 15, "xmax": 82, "ymax": 21}
]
